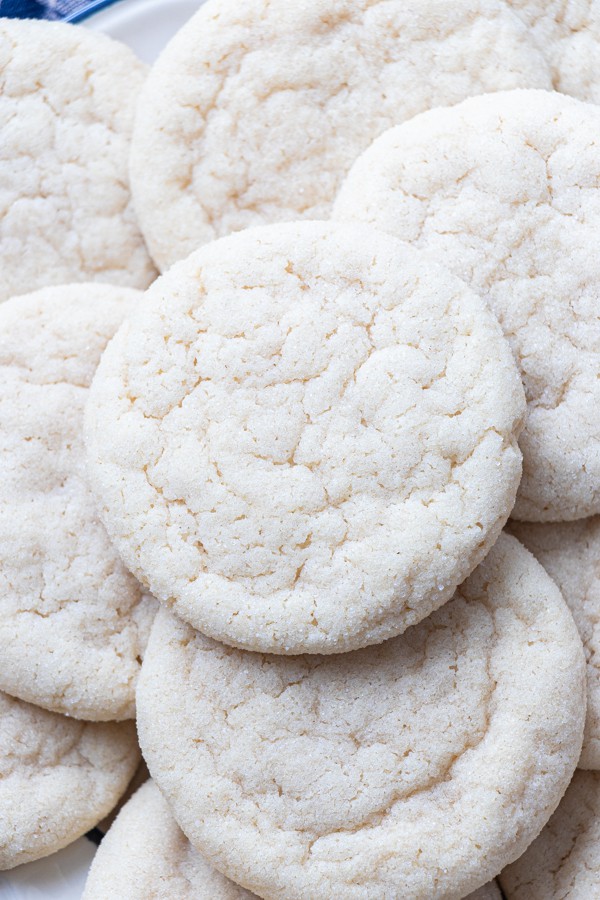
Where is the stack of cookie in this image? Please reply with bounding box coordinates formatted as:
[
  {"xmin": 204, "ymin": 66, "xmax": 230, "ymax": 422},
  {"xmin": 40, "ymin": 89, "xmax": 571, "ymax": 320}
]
[
  {"xmin": 0, "ymin": 19, "xmax": 155, "ymax": 872},
  {"xmin": 1, "ymin": 1, "xmax": 599, "ymax": 897}
]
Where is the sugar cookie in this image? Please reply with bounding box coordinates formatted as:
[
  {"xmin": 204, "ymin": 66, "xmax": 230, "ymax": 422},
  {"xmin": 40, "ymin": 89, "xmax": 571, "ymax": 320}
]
[
  {"xmin": 0, "ymin": 285, "xmax": 156, "ymax": 720},
  {"xmin": 0, "ymin": 691, "xmax": 139, "ymax": 870},
  {"xmin": 0, "ymin": 19, "xmax": 156, "ymax": 302},
  {"xmin": 335, "ymin": 89, "xmax": 600, "ymax": 521},
  {"xmin": 509, "ymin": 517, "xmax": 600, "ymax": 769},
  {"xmin": 136, "ymin": 534, "xmax": 585, "ymax": 899},
  {"xmin": 506, "ymin": 1, "xmax": 600, "ymax": 103},
  {"xmin": 500, "ymin": 769, "xmax": 600, "ymax": 899},
  {"xmin": 129, "ymin": 0, "xmax": 551, "ymax": 270},
  {"xmin": 83, "ymin": 780, "xmax": 255, "ymax": 899},
  {"xmin": 85, "ymin": 221, "xmax": 524, "ymax": 654},
  {"xmin": 84, "ymin": 778, "xmax": 499, "ymax": 899}
]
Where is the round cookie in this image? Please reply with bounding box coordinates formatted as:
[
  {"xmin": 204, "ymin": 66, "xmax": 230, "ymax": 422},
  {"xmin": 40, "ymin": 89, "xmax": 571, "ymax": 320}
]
[
  {"xmin": 506, "ymin": 2, "xmax": 600, "ymax": 103},
  {"xmin": 83, "ymin": 779, "xmax": 500, "ymax": 900},
  {"xmin": 0, "ymin": 690, "xmax": 139, "ymax": 870},
  {"xmin": 136, "ymin": 534, "xmax": 585, "ymax": 899},
  {"xmin": 129, "ymin": 0, "xmax": 552, "ymax": 270},
  {"xmin": 83, "ymin": 780, "xmax": 255, "ymax": 899},
  {"xmin": 509, "ymin": 517, "xmax": 600, "ymax": 770},
  {"xmin": 0, "ymin": 19, "xmax": 156, "ymax": 303},
  {"xmin": 334, "ymin": 89, "xmax": 600, "ymax": 522},
  {"xmin": 85, "ymin": 221, "xmax": 525, "ymax": 655},
  {"xmin": 500, "ymin": 770, "xmax": 600, "ymax": 899},
  {"xmin": 0, "ymin": 285, "xmax": 157, "ymax": 721}
]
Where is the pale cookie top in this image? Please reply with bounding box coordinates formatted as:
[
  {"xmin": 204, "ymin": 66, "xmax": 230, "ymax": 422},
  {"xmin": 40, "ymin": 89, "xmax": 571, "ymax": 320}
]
[
  {"xmin": 83, "ymin": 780, "xmax": 256, "ymax": 899},
  {"xmin": 85, "ymin": 221, "xmax": 524, "ymax": 655},
  {"xmin": 500, "ymin": 770, "xmax": 600, "ymax": 899},
  {"xmin": 129, "ymin": 0, "xmax": 551, "ymax": 271},
  {"xmin": 509, "ymin": 517, "xmax": 600, "ymax": 770},
  {"xmin": 0, "ymin": 691, "xmax": 139, "ymax": 871},
  {"xmin": 82, "ymin": 778, "xmax": 499, "ymax": 900},
  {"xmin": 335, "ymin": 89, "xmax": 600, "ymax": 522},
  {"xmin": 0, "ymin": 285, "xmax": 157, "ymax": 721},
  {"xmin": 0, "ymin": 19, "xmax": 156, "ymax": 303},
  {"xmin": 507, "ymin": 1, "xmax": 600, "ymax": 103},
  {"xmin": 136, "ymin": 534, "xmax": 585, "ymax": 900}
]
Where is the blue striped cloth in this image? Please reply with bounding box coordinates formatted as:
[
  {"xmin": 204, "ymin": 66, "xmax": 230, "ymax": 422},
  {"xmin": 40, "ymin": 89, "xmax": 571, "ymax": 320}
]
[{"xmin": 0, "ymin": 0, "xmax": 96, "ymax": 18}]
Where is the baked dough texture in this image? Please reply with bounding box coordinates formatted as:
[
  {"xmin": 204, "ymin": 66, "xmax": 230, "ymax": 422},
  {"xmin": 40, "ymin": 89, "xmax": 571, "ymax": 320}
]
[
  {"xmin": 85, "ymin": 221, "xmax": 525, "ymax": 655},
  {"xmin": 509, "ymin": 517, "xmax": 600, "ymax": 770},
  {"xmin": 0, "ymin": 19, "xmax": 156, "ymax": 303},
  {"xmin": 500, "ymin": 770, "xmax": 600, "ymax": 899},
  {"xmin": 83, "ymin": 780, "xmax": 256, "ymax": 899},
  {"xmin": 0, "ymin": 285, "xmax": 157, "ymax": 721},
  {"xmin": 83, "ymin": 778, "xmax": 500, "ymax": 900},
  {"xmin": 136, "ymin": 534, "xmax": 585, "ymax": 899},
  {"xmin": 334, "ymin": 89, "xmax": 600, "ymax": 522},
  {"xmin": 506, "ymin": 1, "xmax": 600, "ymax": 102},
  {"xmin": 129, "ymin": 0, "xmax": 552, "ymax": 270},
  {"xmin": 0, "ymin": 691, "xmax": 139, "ymax": 870}
]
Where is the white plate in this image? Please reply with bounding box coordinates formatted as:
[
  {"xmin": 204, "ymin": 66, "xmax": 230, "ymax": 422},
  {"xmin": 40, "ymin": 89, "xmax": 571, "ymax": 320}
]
[
  {"xmin": 0, "ymin": 839, "xmax": 97, "ymax": 900},
  {"xmin": 1, "ymin": 5, "xmax": 201, "ymax": 892},
  {"xmin": 81, "ymin": 0, "xmax": 204, "ymax": 62}
]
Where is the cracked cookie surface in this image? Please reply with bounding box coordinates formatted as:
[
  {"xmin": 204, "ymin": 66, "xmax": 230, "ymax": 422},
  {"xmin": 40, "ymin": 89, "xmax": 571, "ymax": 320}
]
[
  {"xmin": 0, "ymin": 285, "xmax": 157, "ymax": 720},
  {"xmin": 136, "ymin": 534, "xmax": 585, "ymax": 900},
  {"xmin": 500, "ymin": 770, "xmax": 600, "ymax": 899},
  {"xmin": 0, "ymin": 19, "xmax": 156, "ymax": 303},
  {"xmin": 506, "ymin": 1, "xmax": 600, "ymax": 102},
  {"xmin": 85, "ymin": 221, "xmax": 524, "ymax": 654},
  {"xmin": 0, "ymin": 691, "xmax": 139, "ymax": 870},
  {"xmin": 83, "ymin": 779, "xmax": 255, "ymax": 899},
  {"xmin": 82, "ymin": 778, "xmax": 500, "ymax": 900},
  {"xmin": 129, "ymin": 0, "xmax": 551, "ymax": 270},
  {"xmin": 509, "ymin": 517, "xmax": 600, "ymax": 769},
  {"xmin": 335, "ymin": 89, "xmax": 600, "ymax": 521}
]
